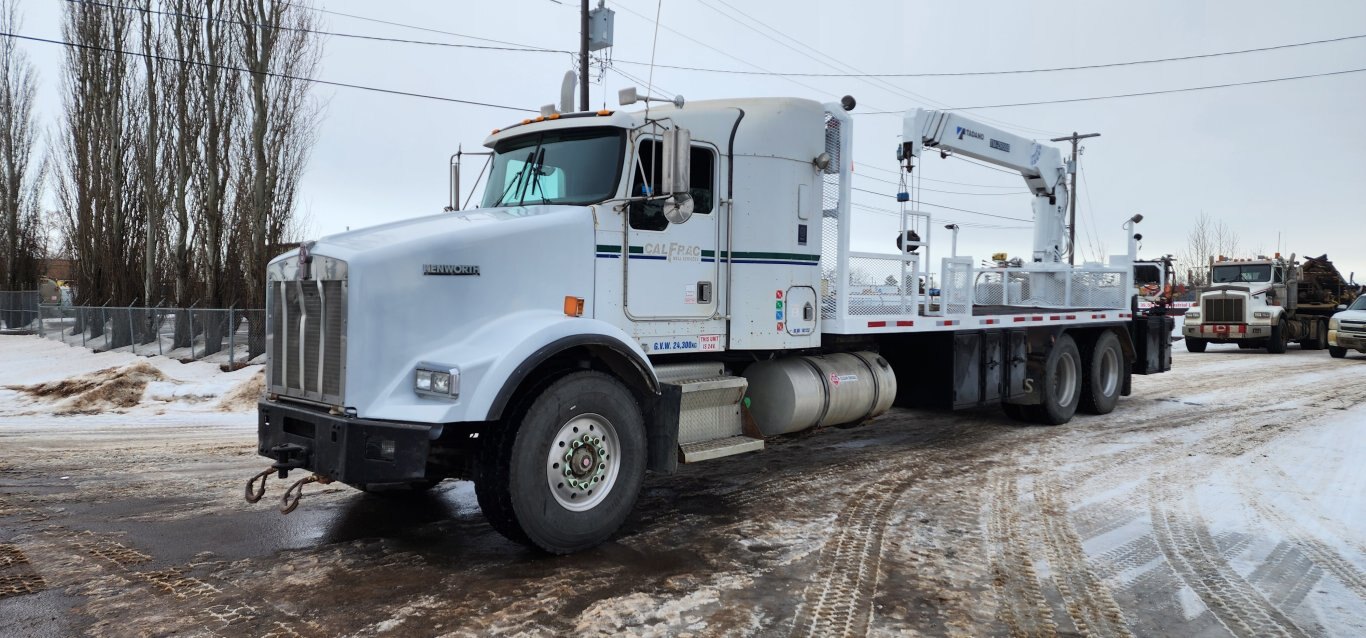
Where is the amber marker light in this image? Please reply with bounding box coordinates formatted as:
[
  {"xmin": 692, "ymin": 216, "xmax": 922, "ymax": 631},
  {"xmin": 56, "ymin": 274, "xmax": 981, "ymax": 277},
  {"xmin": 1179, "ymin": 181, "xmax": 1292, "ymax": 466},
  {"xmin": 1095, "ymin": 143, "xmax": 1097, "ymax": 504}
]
[{"xmin": 564, "ymin": 296, "xmax": 585, "ymax": 317}]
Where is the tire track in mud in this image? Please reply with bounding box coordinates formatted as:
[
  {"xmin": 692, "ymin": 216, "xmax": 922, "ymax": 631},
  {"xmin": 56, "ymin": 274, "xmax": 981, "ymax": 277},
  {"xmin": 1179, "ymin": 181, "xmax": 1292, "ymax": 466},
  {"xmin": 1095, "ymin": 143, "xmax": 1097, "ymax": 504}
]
[
  {"xmin": 1148, "ymin": 481, "xmax": 1310, "ymax": 638},
  {"xmin": 786, "ymin": 425, "xmax": 1008, "ymax": 638},
  {"xmin": 1034, "ymin": 481, "xmax": 1133, "ymax": 637},
  {"xmin": 17, "ymin": 526, "xmax": 311, "ymax": 637},
  {"xmin": 984, "ymin": 473, "xmax": 1055, "ymax": 638},
  {"xmin": 1232, "ymin": 464, "xmax": 1366, "ymax": 602}
]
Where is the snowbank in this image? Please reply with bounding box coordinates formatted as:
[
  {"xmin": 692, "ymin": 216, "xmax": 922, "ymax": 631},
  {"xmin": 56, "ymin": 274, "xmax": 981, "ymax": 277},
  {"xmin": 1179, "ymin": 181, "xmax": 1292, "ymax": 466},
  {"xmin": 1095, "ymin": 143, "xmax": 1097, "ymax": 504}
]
[{"xmin": 0, "ymin": 335, "xmax": 263, "ymax": 418}]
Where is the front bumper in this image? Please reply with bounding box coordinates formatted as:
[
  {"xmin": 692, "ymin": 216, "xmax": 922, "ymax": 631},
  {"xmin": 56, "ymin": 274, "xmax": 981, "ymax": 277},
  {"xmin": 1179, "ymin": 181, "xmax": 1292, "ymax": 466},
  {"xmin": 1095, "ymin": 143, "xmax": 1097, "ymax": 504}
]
[
  {"xmin": 257, "ymin": 399, "xmax": 436, "ymax": 485},
  {"xmin": 1183, "ymin": 323, "xmax": 1271, "ymax": 341},
  {"xmin": 1330, "ymin": 330, "xmax": 1366, "ymax": 352}
]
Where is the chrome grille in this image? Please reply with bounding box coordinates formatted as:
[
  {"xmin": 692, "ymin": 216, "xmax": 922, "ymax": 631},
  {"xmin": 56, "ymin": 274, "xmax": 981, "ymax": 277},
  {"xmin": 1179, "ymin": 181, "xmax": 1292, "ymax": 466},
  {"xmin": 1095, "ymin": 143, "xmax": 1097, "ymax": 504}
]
[
  {"xmin": 1203, "ymin": 297, "xmax": 1244, "ymax": 323},
  {"xmin": 267, "ymin": 255, "xmax": 347, "ymax": 406},
  {"xmin": 1341, "ymin": 321, "xmax": 1366, "ymax": 334}
]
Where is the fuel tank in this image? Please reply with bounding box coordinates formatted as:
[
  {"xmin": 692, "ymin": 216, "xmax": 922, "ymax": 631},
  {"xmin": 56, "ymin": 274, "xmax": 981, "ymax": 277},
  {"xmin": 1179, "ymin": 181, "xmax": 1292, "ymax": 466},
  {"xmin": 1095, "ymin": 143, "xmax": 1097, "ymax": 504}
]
[{"xmin": 742, "ymin": 351, "xmax": 897, "ymax": 436}]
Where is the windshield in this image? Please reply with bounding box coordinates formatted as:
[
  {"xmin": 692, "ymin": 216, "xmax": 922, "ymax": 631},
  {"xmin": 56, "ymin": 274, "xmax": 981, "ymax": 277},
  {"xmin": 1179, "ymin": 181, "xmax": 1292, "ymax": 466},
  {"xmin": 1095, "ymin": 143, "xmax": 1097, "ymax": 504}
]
[
  {"xmin": 1211, "ymin": 264, "xmax": 1271, "ymax": 283},
  {"xmin": 481, "ymin": 128, "xmax": 625, "ymax": 208},
  {"xmin": 1350, "ymin": 296, "xmax": 1366, "ymax": 311}
]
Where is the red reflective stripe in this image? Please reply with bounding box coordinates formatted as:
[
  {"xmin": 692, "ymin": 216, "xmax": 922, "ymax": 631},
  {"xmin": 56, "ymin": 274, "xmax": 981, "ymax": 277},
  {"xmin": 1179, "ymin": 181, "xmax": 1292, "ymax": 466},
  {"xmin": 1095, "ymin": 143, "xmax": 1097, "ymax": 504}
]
[
  {"xmin": 896, "ymin": 320, "xmax": 914, "ymax": 327},
  {"xmin": 981, "ymin": 319, "xmax": 998, "ymax": 325},
  {"xmin": 1065, "ymin": 314, "xmax": 1077, "ymax": 320},
  {"xmin": 867, "ymin": 321, "xmax": 886, "ymax": 328},
  {"xmin": 1032, "ymin": 316, "xmax": 1044, "ymax": 322},
  {"xmin": 938, "ymin": 320, "xmax": 957, "ymax": 326},
  {"xmin": 1049, "ymin": 315, "xmax": 1061, "ymax": 321},
  {"xmin": 1014, "ymin": 317, "xmax": 1028, "ymax": 323}
]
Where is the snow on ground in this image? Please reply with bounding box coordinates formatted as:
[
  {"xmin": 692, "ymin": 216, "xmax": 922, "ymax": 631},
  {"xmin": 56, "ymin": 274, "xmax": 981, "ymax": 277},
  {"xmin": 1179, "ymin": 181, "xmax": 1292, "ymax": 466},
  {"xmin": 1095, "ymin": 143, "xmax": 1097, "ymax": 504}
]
[{"xmin": 0, "ymin": 335, "xmax": 261, "ymax": 424}]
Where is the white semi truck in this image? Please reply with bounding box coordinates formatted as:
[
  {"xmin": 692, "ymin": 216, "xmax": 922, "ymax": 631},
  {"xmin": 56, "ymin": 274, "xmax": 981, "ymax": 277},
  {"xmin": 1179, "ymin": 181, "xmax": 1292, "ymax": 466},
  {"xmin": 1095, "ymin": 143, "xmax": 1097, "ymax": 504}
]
[
  {"xmin": 246, "ymin": 93, "xmax": 1173, "ymax": 552},
  {"xmin": 1182, "ymin": 254, "xmax": 1352, "ymax": 353}
]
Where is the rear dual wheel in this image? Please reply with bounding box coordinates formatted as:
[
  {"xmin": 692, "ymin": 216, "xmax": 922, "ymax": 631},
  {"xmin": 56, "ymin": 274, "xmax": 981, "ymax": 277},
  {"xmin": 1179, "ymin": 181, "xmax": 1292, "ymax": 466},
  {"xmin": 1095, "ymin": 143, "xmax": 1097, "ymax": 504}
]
[
  {"xmin": 1005, "ymin": 333, "xmax": 1083, "ymax": 426},
  {"xmin": 1080, "ymin": 331, "xmax": 1123, "ymax": 415}
]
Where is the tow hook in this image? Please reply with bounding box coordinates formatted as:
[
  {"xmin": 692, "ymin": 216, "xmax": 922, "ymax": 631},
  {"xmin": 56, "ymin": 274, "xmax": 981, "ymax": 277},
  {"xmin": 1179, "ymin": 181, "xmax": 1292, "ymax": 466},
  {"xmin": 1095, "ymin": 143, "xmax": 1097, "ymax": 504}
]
[
  {"xmin": 243, "ymin": 442, "xmax": 329, "ymax": 513},
  {"xmin": 280, "ymin": 474, "xmax": 333, "ymax": 514}
]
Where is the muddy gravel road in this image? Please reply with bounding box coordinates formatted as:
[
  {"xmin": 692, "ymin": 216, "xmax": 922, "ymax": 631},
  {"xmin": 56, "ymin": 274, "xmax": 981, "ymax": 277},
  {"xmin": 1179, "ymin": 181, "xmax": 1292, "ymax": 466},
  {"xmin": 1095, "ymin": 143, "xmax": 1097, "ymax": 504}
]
[{"xmin": 2, "ymin": 338, "xmax": 1364, "ymax": 637}]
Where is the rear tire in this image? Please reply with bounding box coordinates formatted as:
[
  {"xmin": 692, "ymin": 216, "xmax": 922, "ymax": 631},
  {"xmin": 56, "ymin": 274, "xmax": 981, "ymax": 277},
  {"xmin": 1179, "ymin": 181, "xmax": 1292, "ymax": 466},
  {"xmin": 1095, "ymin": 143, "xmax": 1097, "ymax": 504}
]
[
  {"xmin": 1035, "ymin": 334, "xmax": 1082, "ymax": 425},
  {"xmin": 1330, "ymin": 346, "xmax": 1348, "ymax": 359},
  {"xmin": 1080, "ymin": 331, "xmax": 1123, "ymax": 415},
  {"xmin": 475, "ymin": 371, "xmax": 646, "ymax": 554},
  {"xmin": 1267, "ymin": 320, "xmax": 1288, "ymax": 354},
  {"xmin": 1185, "ymin": 337, "xmax": 1208, "ymax": 353}
]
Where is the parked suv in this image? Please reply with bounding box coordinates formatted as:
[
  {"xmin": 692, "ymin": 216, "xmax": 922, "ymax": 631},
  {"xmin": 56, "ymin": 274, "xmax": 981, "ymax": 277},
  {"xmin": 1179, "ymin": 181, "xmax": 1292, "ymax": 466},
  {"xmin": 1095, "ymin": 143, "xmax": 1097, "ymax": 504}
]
[{"xmin": 1328, "ymin": 296, "xmax": 1366, "ymax": 358}]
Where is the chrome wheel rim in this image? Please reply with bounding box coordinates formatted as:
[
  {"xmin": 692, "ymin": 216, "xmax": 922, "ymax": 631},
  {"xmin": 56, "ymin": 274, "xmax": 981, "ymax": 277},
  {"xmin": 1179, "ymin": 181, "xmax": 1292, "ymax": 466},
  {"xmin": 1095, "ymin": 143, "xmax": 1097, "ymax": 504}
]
[
  {"xmin": 546, "ymin": 413, "xmax": 620, "ymax": 511},
  {"xmin": 1054, "ymin": 351, "xmax": 1079, "ymax": 407}
]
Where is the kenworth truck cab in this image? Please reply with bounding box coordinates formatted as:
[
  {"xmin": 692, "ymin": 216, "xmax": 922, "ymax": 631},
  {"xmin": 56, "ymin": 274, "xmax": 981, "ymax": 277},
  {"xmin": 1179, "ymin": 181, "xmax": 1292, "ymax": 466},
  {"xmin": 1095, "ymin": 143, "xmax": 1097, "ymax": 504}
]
[
  {"xmin": 1183, "ymin": 254, "xmax": 1348, "ymax": 353},
  {"xmin": 248, "ymin": 95, "xmax": 1172, "ymax": 553}
]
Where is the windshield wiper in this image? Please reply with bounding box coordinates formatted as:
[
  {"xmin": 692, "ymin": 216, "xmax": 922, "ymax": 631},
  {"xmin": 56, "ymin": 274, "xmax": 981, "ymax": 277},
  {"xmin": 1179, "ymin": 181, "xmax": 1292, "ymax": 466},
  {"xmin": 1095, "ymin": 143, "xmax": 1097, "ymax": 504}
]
[
  {"xmin": 525, "ymin": 148, "xmax": 551, "ymax": 205},
  {"xmin": 495, "ymin": 149, "xmax": 537, "ymax": 207}
]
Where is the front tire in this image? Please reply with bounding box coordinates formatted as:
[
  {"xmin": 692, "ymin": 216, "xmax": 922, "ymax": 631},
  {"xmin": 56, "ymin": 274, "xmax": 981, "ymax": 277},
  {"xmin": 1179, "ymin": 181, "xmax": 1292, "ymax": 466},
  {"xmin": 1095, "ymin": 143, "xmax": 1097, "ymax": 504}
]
[
  {"xmin": 1185, "ymin": 337, "xmax": 1208, "ymax": 353},
  {"xmin": 1330, "ymin": 346, "xmax": 1348, "ymax": 359},
  {"xmin": 475, "ymin": 371, "xmax": 646, "ymax": 554},
  {"xmin": 1036, "ymin": 334, "xmax": 1083, "ymax": 425},
  {"xmin": 1267, "ymin": 320, "xmax": 1288, "ymax": 354},
  {"xmin": 1080, "ymin": 331, "xmax": 1123, "ymax": 415}
]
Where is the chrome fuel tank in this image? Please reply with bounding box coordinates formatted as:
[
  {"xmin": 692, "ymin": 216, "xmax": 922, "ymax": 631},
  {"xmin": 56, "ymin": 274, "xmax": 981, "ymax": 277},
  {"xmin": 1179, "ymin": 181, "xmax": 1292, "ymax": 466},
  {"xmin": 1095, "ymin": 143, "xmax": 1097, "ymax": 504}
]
[{"xmin": 742, "ymin": 351, "xmax": 896, "ymax": 436}]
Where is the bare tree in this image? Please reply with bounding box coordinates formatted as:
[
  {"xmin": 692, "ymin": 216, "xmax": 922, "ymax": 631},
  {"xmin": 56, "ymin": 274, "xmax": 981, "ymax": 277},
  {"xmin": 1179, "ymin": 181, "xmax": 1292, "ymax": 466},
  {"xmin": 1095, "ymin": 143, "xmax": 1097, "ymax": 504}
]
[
  {"xmin": 238, "ymin": 0, "xmax": 321, "ymax": 357},
  {"xmin": 1180, "ymin": 212, "xmax": 1241, "ymax": 286},
  {"xmin": 0, "ymin": 0, "xmax": 47, "ymax": 293}
]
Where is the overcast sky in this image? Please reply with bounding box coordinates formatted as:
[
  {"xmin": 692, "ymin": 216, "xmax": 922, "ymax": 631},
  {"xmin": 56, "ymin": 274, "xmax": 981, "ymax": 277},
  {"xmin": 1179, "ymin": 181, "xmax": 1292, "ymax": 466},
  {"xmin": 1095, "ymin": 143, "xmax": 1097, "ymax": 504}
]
[{"xmin": 19, "ymin": 0, "xmax": 1366, "ymax": 282}]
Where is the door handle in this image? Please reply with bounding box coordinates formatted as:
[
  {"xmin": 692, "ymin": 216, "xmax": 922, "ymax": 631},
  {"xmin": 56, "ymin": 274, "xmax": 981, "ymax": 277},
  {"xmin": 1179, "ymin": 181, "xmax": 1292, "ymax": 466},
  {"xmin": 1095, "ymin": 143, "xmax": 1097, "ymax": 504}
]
[{"xmin": 698, "ymin": 281, "xmax": 712, "ymax": 304}]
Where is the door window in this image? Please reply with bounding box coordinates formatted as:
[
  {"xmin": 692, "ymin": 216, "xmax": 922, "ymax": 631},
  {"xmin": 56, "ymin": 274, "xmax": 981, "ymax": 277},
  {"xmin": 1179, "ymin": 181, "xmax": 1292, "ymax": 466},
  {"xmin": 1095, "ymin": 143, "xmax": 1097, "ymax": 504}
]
[{"xmin": 629, "ymin": 139, "xmax": 715, "ymax": 231}]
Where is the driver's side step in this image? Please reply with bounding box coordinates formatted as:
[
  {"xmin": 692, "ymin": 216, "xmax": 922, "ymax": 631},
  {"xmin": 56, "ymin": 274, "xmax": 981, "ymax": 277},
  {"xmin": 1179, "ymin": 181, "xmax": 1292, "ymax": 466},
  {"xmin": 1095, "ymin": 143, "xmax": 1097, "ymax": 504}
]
[{"xmin": 662, "ymin": 370, "xmax": 764, "ymax": 463}]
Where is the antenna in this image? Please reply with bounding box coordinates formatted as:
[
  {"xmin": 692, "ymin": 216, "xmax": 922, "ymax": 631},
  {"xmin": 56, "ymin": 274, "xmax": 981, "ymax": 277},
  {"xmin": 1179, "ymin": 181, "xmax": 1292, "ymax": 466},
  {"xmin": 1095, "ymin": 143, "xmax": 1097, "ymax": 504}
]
[{"xmin": 645, "ymin": 0, "xmax": 663, "ymax": 120}]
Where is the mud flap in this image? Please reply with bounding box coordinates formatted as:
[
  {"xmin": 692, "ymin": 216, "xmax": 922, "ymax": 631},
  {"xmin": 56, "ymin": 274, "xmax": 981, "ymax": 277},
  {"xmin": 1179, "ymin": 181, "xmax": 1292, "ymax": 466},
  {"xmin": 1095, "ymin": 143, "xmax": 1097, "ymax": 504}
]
[{"xmin": 1131, "ymin": 315, "xmax": 1174, "ymax": 375}]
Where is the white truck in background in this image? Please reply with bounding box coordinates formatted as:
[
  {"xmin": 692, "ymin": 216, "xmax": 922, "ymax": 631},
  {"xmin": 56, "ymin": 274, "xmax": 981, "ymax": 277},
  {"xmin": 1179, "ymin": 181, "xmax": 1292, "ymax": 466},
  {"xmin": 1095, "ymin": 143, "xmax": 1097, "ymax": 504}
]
[
  {"xmin": 246, "ymin": 91, "xmax": 1172, "ymax": 553},
  {"xmin": 1329, "ymin": 295, "xmax": 1366, "ymax": 358},
  {"xmin": 1183, "ymin": 254, "xmax": 1354, "ymax": 353}
]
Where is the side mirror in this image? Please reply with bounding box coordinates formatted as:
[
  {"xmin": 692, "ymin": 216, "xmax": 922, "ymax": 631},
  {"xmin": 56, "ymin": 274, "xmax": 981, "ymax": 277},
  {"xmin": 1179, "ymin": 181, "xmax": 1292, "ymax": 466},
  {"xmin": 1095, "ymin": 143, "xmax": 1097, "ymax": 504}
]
[
  {"xmin": 1339, "ymin": 304, "xmax": 1349, "ymax": 312},
  {"xmin": 618, "ymin": 86, "xmax": 638, "ymax": 106},
  {"xmin": 662, "ymin": 127, "xmax": 691, "ymax": 196}
]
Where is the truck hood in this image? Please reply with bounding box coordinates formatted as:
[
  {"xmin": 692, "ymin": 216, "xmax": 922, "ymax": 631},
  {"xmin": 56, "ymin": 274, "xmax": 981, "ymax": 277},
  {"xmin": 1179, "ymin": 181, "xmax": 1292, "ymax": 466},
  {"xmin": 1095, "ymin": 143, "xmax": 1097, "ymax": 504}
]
[
  {"xmin": 270, "ymin": 204, "xmax": 599, "ymax": 420},
  {"xmin": 301, "ymin": 206, "xmax": 585, "ymax": 260}
]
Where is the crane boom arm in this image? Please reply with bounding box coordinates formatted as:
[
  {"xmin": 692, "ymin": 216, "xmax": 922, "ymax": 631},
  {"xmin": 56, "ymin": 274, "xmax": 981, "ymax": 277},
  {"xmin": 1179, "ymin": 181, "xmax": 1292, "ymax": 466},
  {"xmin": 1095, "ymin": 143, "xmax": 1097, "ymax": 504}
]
[{"xmin": 901, "ymin": 109, "xmax": 1072, "ymax": 264}]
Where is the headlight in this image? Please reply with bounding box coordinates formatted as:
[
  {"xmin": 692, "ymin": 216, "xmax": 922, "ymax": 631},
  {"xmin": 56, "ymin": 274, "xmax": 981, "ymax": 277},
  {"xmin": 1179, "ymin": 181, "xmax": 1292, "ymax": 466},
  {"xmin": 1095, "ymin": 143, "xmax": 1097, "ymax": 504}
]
[
  {"xmin": 1185, "ymin": 311, "xmax": 1200, "ymax": 319},
  {"xmin": 1253, "ymin": 311, "xmax": 1271, "ymax": 319},
  {"xmin": 1330, "ymin": 317, "xmax": 1341, "ymax": 330},
  {"xmin": 415, "ymin": 364, "xmax": 460, "ymax": 399}
]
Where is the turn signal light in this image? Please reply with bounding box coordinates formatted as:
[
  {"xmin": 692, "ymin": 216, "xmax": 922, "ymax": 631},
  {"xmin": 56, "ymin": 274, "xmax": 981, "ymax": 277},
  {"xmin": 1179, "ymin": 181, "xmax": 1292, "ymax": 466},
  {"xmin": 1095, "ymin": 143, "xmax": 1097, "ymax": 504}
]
[{"xmin": 564, "ymin": 296, "xmax": 585, "ymax": 317}]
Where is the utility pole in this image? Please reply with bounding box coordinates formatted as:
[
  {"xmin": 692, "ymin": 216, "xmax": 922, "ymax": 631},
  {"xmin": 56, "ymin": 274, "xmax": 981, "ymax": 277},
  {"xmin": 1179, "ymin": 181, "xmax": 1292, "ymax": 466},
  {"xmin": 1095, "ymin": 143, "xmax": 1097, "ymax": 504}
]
[
  {"xmin": 1050, "ymin": 131, "xmax": 1100, "ymax": 265},
  {"xmin": 579, "ymin": 0, "xmax": 590, "ymax": 111}
]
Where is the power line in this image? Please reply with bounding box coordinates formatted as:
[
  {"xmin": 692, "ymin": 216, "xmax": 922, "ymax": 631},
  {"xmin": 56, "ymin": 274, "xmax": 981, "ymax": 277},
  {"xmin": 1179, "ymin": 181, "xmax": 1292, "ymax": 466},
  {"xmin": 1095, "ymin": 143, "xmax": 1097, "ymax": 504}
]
[
  {"xmin": 855, "ymin": 172, "xmax": 1027, "ymax": 196},
  {"xmin": 279, "ymin": 0, "xmax": 552, "ymax": 51},
  {"xmin": 3, "ymin": 32, "xmax": 536, "ymax": 112},
  {"xmin": 866, "ymin": 67, "xmax": 1366, "ymax": 112},
  {"xmin": 616, "ymin": 32, "xmax": 1366, "ymax": 78},
  {"xmin": 68, "ymin": 0, "xmax": 571, "ymax": 53},
  {"xmin": 849, "ymin": 202, "xmax": 1028, "ymax": 230},
  {"xmin": 686, "ymin": 0, "xmax": 1060, "ymax": 136},
  {"xmin": 851, "ymin": 186, "xmax": 1032, "ymax": 223},
  {"xmin": 854, "ymin": 162, "xmax": 1023, "ymax": 189}
]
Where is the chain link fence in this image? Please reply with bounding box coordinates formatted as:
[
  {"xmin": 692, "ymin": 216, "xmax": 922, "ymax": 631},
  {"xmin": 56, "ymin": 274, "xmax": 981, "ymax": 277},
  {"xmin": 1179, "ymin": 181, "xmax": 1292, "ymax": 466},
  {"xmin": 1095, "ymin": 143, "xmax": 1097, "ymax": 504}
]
[
  {"xmin": 1, "ymin": 292, "xmax": 266, "ymax": 368},
  {"xmin": 0, "ymin": 291, "xmax": 41, "ymax": 333}
]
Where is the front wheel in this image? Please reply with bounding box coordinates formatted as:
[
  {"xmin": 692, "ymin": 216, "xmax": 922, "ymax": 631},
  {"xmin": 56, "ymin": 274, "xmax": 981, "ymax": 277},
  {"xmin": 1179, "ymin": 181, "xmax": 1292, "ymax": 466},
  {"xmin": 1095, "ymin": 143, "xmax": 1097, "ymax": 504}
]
[
  {"xmin": 1185, "ymin": 337, "xmax": 1208, "ymax": 353},
  {"xmin": 1267, "ymin": 320, "xmax": 1288, "ymax": 354},
  {"xmin": 475, "ymin": 371, "xmax": 646, "ymax": 554},
  {"xmin": 1329, "ymin": 346, "xmax": 1348, "ymax": 359}
]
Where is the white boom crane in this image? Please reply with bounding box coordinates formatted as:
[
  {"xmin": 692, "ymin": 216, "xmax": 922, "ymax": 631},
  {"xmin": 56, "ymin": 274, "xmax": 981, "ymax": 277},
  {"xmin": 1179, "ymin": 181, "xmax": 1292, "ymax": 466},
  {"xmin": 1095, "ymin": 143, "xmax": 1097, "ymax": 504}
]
[{"xmin": 902, "ymin": 109, "xmax": 1071, "ymax": 265}]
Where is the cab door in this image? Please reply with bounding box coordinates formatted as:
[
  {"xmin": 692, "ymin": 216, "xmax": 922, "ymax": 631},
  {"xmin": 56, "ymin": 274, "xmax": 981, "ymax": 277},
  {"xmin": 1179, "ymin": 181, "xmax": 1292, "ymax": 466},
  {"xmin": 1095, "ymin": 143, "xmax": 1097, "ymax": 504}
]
[{"xmin": 624, "ymin": 138, "xmax": 721, "ymax": 320}]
